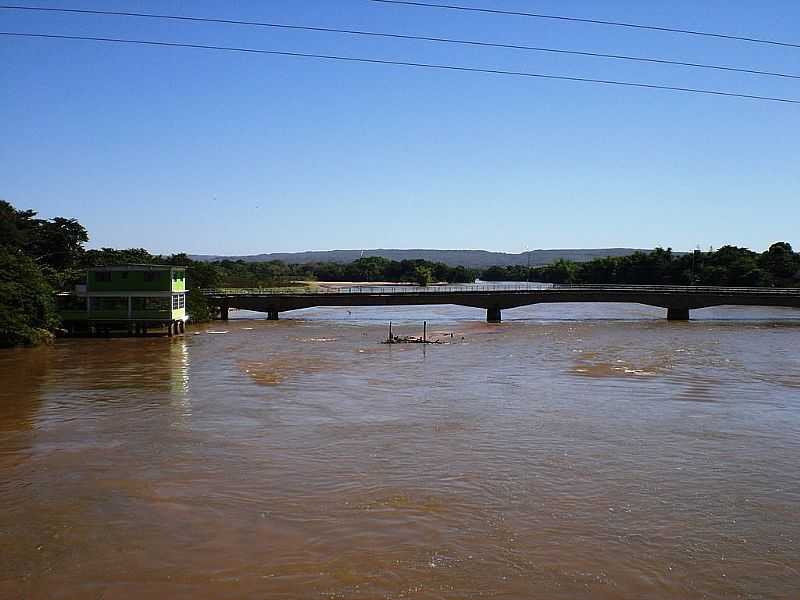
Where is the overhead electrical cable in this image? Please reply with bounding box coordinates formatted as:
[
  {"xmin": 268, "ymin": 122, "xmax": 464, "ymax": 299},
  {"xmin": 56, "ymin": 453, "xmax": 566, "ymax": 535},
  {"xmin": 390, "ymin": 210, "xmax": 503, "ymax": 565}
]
[
  {"xmin": 368, "ymin": 0, "xmax": 800, "ymax": 49},
  {"xmin": 0, "ymin": 5, "xmax": 797, "ymax": 80},
  {"xmin": 1, "ymin": 32, "xmax": 798, "ymax": 105}
]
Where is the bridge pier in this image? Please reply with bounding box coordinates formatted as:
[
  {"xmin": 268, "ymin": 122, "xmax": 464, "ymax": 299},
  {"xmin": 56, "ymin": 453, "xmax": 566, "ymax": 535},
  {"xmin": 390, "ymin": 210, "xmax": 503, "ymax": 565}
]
[
  {"xmin": 267, "ymin": 310, "xmax": 279, "ymax": 321},
  {"xmin": 667, "ymin": 307, "xmax": 690, "ymax": 321},
  {"xmin": 487, "ymin": 306, "xmax": 502, "ymax": 323},
  {"xmin": 219, "ymin": 303, "xmax": 229, "ymax": 321}
]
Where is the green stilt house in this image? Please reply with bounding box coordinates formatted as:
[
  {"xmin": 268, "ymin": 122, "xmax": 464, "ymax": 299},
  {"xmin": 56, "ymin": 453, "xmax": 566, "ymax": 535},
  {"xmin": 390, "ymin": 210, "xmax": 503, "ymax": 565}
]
[{"xmin": 58, "ymin": 264, "xmax": 188, "ymax": 336}]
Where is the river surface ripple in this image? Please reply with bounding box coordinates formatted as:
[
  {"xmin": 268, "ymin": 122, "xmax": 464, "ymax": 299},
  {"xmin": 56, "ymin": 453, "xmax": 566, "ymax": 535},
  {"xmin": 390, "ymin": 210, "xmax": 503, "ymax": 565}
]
[{"xmin": 1, "ymin": 304, "xmax": 799, "ymax": 599}]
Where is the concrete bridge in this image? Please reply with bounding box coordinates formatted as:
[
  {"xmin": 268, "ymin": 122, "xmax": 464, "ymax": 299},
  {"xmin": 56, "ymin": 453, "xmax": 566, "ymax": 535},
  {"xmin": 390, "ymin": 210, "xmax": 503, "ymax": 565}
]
[{"xmin": 201, "ymin": 284, "xmax": 800, "ymax": 322}]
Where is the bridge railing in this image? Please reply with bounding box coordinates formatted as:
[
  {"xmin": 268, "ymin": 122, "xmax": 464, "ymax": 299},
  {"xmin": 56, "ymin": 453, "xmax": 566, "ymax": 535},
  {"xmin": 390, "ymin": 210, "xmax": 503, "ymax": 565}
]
[
  {"xmin": 200, "ymin": 284, "xmax": 553, "ymax": 295},
  {"xmin": 556, "ymin": 284, "xmax": 800, "ymax": 294},
  {"xmin": 200, "ymin": 284, "xmax": 800, "ymax": 296}
]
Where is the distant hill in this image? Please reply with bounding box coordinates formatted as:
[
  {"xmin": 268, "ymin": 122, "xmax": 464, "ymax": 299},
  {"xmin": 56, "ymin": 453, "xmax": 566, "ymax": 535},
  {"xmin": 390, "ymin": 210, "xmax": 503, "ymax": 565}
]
[{"xmin": 190, "ymin": 248, "xmax": 655, "ymax": 268}]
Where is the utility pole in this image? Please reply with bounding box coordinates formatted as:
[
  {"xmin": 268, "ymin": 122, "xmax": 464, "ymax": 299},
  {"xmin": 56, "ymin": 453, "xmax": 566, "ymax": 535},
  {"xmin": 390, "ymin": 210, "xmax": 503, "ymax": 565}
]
[
  {"xmin": 525, "ymin": 244, "xmax": 531, "ymax": 283},
  {"xmin": 690, "ymin": 245, "xmax": 701, "ymax": 285}
]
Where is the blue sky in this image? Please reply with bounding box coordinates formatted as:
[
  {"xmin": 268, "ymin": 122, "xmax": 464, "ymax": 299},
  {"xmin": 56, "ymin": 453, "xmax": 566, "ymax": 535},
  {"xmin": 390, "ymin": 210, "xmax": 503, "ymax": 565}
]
[{"xmin": 2, "ymin": 0, "xmax": 799, "ymax": 255}]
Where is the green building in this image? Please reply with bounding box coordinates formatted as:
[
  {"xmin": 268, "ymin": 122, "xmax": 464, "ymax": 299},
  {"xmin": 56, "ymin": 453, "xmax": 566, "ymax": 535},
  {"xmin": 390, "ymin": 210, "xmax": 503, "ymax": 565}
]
[{"xmin": 58, "ymin": 264, "xmax": 188, "ymax": 336}]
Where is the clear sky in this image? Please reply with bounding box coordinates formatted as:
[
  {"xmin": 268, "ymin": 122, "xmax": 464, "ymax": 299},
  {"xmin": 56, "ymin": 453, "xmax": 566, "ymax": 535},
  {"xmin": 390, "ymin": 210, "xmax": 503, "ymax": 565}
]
[{"xmin": 2, "ymin": 0, "xmax": 799, "ymax": 255}]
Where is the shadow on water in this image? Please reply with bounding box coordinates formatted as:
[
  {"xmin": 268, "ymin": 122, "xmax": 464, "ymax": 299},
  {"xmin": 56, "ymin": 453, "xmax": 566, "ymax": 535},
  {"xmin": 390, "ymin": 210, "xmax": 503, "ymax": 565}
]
[
  {"xmin": 0, "ymin": 346, "xmax": 54, "ymax": 472},
  {"xmin": 0, "ymin": 346, "xmax": 53, "ymax": 430}
]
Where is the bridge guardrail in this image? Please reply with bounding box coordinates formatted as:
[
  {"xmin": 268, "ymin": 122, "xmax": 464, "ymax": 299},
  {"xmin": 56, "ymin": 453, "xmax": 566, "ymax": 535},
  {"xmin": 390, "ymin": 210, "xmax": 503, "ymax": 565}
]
[
  {"xmin": 200, "ymin": 284, "xmax": 800, "ymax": 296},
  {"xmin": 200, "ymin": 285, "xmax": 553, "ymax": 295}
]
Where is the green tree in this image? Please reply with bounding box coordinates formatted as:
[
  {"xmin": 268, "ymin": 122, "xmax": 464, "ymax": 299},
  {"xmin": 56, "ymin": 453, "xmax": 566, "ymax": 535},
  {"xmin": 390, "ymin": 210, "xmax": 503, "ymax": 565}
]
[
  {"xmin": 482, "ymin": 266, "xmax": 510, "ymax": 281},
  {"xmin": 413, "ymin": 265, "xmax": 433, "ymax": 287},
  {"xmin": 1, "ymin": 201, "xmax": 88, "ymax": 278},
  {"xmin": 346, "ymin": 256, "xmax": 391, "ymax": 282},
  {"xmin": 82, "ymin": 247, "xmax": 156, "ymax": 268},
  {"xmin": 544, "ymin": 259, "xmax": 578, "ymax": 283},
  {"xmin": 27, "ymin": 217, "xmax": 88, "ymax": 272},
  {"xmin": 760, "ymin": 242, "xmax": 798, "ymax": 284},
  {"xmin": 0, "ymin": 200, "xmax": 37, "ymax": 249},
  {"xmin": 0, "ymin": 247, "xmax": 59, "ymax": 347}
]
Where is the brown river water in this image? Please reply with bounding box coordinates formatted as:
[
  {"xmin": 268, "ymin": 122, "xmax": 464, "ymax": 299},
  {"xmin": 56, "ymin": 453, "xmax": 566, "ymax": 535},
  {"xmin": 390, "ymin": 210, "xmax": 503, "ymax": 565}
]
[{"xmin": 1, "ymin": 303, "xmax": 799, "ymax": 599}]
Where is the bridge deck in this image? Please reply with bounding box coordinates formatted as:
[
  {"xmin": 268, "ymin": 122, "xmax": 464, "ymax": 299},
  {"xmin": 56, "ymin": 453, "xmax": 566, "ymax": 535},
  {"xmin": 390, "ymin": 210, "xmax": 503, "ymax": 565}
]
[{"xmin": 201, "ymin": 284, "xmax": 800, "ymax": 322}]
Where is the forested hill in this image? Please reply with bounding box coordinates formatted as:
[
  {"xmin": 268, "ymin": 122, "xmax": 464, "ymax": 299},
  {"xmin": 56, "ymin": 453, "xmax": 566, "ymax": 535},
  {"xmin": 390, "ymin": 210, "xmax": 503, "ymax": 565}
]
[{"xmin": 191, "ymin": 248, "xmax": 652, "ymax": 268}]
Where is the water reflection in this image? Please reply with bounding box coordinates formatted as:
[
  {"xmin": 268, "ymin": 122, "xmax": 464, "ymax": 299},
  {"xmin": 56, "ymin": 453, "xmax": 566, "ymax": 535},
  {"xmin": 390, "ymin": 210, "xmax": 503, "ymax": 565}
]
[
  {"xmin": 0, "ymin": 346, "xmax": 53, "ymax": 476},
  {"xmin": 168, "ymin": 339, "xmax": 192, "ymax": 426},
  {"xmin": 0, "ymin": 345, "xmax": 52, "ymax": 431}
]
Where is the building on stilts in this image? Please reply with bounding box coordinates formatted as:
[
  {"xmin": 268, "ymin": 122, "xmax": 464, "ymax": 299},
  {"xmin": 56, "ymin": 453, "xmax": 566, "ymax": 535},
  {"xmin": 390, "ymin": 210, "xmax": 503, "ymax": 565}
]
[{"xmin": 57, "ymin": 264, "xmax": 188, "ymax": 336}]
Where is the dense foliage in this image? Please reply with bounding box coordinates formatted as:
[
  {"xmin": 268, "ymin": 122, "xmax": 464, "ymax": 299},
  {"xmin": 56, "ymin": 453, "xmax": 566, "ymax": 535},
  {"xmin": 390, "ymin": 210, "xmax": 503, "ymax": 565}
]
[
  {"xmin": 291, "ymin": 257, "xmax": 477, "ymax": 285},
  {"xmin": 0, "ymin": 248, "xmax": 61, "ymax": 347},
  {"xmin": 79, "ymin": 252, "xmax": 477, "ymax": 288},
  {"xmin": 1, "ymin": 200, "xmax": 87, "ymax": 347},
  {"xmin": 482, "ymin": 246, "xmax": 800, "ymax": 287}
]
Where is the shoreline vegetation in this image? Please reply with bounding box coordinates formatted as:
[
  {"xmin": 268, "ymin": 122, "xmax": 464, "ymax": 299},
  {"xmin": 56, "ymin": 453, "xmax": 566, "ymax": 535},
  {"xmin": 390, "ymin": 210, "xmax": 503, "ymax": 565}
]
[{"xmin": 2, "ymin": 199, "xmax": 799, "ymax": 348}]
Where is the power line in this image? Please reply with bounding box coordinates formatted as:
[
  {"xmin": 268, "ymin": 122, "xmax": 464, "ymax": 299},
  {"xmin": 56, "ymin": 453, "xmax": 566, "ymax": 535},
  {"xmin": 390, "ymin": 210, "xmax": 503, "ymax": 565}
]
[
  {"xmin": 369, "ymin": 0, "xmax": 800, "ymax": 49},
  {"xmin": 2, "ymin": 32, "xmax": 798, "ymax": 105},
  {"xmin": 1, "ymin": 5, "xmax": 797, "ymax": 80}
]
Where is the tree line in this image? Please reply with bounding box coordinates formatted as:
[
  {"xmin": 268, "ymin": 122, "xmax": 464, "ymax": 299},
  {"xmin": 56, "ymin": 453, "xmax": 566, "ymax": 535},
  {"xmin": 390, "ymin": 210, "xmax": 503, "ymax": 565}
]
[
  {"xmin": 0, "ymin": 200, "xmax": 479, "ymax": 345},
  {"xmin": 2, "ymin": 199, "xmax": 798, "ymax": 347},
  {"xmin": 2, "ymin": 200, "xmax": 88, "ymax": 347},
  {"xmin": 482, "ymin": 246, "xmax": 800, "ymax": 287}
]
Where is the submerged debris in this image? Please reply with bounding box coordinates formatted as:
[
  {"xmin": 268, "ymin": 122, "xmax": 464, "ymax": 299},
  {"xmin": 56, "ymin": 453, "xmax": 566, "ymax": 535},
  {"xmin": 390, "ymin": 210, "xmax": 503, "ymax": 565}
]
[
  {"xmin": 381, "ymin": 321, "xmax": 444, "ymax": 344},
  {"xmin": 383, "ymin": 334, "xmax": 443, "ymax": 345}
]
